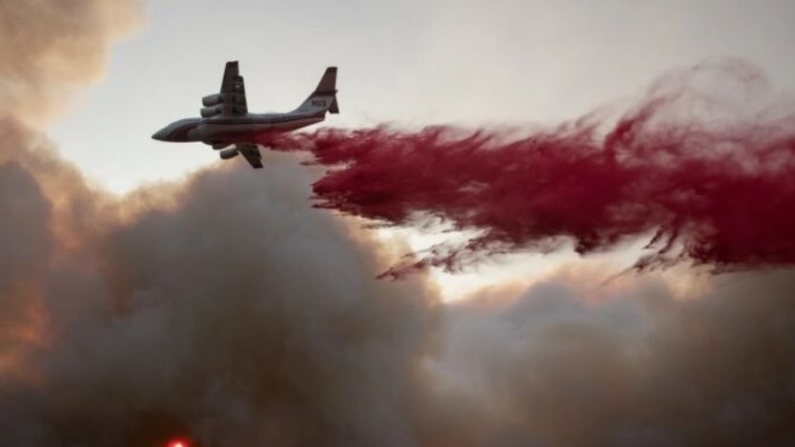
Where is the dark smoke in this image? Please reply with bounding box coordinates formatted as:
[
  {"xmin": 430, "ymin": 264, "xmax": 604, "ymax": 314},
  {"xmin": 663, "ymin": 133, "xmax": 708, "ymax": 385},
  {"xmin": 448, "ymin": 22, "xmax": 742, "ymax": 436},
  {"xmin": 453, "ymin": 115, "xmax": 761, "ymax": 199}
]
[
  {"xmin": 2, "ymin": 3, "xmax": 795, "ymax": 446},
  {"xmin": 265, "ymin": 60, "xmax": 795, "ymax": 278}
]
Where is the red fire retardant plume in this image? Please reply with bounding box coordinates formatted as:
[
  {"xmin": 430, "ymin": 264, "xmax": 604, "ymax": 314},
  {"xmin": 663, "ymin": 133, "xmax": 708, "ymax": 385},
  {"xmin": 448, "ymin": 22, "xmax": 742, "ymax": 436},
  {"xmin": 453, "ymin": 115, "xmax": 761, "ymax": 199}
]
[{"xmin": 265, "ymin": 62, "xmax": 795, "ymax": 278}]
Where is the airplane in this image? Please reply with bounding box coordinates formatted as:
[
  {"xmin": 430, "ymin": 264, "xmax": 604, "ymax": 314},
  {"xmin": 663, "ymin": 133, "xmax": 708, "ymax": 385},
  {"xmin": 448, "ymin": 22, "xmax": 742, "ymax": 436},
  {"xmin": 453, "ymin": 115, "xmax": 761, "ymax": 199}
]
[{"xmin": 152, "ymin": 61, "xmax": 339, "ymax": 168}]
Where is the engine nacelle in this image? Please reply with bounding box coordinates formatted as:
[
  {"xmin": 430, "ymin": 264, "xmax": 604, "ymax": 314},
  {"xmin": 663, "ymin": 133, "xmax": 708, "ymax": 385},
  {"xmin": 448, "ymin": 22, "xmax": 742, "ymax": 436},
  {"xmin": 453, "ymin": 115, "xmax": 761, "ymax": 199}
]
[
  {"xmin": 200, "ymin": 106, "xmax": 222, "ymax": 118},
  {"xmin": 202, "ymin": 94, "xmax": 224, "ymax": 107},
  {"xmin": 219, "ymin": 148, "xmax": 239, "ymax": 160},
  {"xmin": 211, "ymin": 142, "xmax": 230, "ymax": 150}
]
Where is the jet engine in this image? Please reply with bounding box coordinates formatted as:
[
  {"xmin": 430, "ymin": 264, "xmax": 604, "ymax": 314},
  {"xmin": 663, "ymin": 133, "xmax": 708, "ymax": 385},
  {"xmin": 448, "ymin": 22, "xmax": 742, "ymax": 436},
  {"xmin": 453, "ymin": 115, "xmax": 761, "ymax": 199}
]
[
  {"xmin": 200, "ymin": 106, "xmax": 222, "ymax": 118},
  {"xmin": 202, "ymin": 94, "xmax": 224, "ymax": 107},
  {"xmin": 211, "ymin": 142, "xmax": 230, "ymax": 150},
  {"xmin": 219, "ymin": 148, "xmax": 239, "ymax": 160}
]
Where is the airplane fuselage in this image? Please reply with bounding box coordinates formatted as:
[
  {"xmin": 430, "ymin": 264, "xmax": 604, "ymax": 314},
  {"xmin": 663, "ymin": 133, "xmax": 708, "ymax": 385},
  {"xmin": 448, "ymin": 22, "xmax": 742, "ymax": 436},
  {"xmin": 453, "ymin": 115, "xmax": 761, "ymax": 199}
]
[{"xmin": 152, "ymin": 112, "xmax": 324, "ymax": 146}]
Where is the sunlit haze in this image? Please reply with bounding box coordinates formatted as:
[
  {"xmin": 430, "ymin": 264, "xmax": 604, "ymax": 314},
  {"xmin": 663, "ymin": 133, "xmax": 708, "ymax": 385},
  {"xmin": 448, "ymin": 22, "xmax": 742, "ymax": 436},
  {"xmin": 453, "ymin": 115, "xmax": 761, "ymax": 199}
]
[{"xmin": 45, "ymin": 0, "xmax": 795, "ymax": 300}]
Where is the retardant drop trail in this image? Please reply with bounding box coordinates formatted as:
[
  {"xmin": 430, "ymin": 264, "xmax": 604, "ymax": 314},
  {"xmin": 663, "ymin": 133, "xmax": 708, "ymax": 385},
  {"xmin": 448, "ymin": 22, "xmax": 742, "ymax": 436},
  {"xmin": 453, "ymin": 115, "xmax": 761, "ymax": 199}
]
[{"xmin": 264, "ymin": 62, "xmax": 795, "ymax": 278}]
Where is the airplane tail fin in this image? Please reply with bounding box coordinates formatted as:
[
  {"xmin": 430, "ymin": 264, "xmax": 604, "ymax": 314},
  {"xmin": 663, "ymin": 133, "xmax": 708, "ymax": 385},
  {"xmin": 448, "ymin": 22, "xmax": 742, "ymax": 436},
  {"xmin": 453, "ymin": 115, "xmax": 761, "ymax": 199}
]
[{"xmin": 294, "ymin": 67, "xmax": 339, "ymax": 115}]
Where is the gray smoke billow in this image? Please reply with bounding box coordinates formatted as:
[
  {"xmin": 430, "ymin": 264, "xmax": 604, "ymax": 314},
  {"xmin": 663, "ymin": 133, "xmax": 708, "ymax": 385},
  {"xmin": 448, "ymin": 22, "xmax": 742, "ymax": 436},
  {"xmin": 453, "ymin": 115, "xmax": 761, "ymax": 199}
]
[
  {"xmin": 420, "ymin": 270, "xmax": 795, "ymax": 447},
  {"xmin": 2, "ymin": 2, "xmax": 795, "ymax": 446},
  {"xmin": 0, "ymin": 140, "xmax": 439, "ymax": 447}
]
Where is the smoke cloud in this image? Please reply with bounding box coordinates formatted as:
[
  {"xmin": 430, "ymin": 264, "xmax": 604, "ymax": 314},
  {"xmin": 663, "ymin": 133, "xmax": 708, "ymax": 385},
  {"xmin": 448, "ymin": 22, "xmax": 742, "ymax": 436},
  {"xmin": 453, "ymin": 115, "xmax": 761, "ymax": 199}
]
[
  {"xmin": 2, "ymin": 3, "xmax": 795, "ymax": 447},
  {"xmin": 265, "ymin": 60, "xmax": 795, "ymax": 278},
  {"xmin": 416, "ymin": 268, "xmax": 795, "ymax": 447},
  {"xmin": 0, "ymin": 145, "xmax": 439, "ymax": 447},
  {"xmin": 0, "ymin": 0, "xmax": 142, "ymax": 125}
]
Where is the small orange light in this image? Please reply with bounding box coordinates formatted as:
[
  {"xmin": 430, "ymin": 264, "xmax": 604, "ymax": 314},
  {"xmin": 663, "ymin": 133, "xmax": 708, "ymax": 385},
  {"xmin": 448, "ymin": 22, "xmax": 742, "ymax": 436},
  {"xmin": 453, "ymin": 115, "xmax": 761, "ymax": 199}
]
[{"xmin": 168, "ymin": 439, "xmax": 188, "ymax": 447}]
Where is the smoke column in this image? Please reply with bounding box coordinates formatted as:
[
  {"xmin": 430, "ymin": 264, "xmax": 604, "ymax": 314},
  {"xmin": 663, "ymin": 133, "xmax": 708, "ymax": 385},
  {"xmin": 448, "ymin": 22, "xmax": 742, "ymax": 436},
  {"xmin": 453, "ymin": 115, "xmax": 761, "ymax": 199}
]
[
  {"xmin": 2, "ymin": 3, "xmax": 795, "ymax": 446},
  {"xmin": 266, "ymin": 61, "xmax": 795, "ymax": 277}
]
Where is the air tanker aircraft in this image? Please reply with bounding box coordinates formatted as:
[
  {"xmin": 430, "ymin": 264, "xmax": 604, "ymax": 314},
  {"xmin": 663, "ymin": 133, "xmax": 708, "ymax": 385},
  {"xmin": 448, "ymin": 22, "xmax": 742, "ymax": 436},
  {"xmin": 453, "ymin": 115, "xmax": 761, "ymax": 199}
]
[{"xmin": 152, "ymin": 61, "xmax": 338, "ymax": 168}]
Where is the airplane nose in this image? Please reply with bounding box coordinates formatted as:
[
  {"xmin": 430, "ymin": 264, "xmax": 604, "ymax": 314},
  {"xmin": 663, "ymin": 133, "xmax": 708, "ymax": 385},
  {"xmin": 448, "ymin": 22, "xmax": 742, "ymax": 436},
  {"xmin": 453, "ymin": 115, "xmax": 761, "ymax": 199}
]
[{"xmin": 152, "ymin": 128, "xmax": 170, "ymax": 141}]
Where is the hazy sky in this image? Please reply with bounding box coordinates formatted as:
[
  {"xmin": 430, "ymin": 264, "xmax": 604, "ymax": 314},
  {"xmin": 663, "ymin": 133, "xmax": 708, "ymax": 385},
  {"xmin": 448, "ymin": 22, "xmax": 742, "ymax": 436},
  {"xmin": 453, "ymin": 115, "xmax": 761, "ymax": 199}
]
[
  {"xmin": 51, "ymin": 0, "xmax": 795, "ymax": 193},
  {"xmin": 44, "ymin": 0, "xmax": 795, "ymax": 298}
]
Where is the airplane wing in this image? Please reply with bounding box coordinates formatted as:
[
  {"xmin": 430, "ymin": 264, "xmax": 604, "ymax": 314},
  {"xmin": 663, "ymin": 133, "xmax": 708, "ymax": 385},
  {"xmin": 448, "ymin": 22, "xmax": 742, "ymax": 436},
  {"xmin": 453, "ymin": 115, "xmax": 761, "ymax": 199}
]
[
  {"xmin": 218, "ymin": 61, "xmax": 248, "ymax": 116},
  {"xmin": 237, "ymin": 144, "xmax": 263, "ymax": 169}
]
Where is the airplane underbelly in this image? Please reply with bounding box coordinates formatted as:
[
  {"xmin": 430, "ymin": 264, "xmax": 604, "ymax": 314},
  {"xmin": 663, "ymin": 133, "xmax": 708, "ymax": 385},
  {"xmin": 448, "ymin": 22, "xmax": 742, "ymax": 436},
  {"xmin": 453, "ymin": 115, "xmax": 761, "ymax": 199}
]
[
  {"xmin": 200, "ymin": 123, "xmax": 268, "ymax": 143},
  {"xmin": 199, "ymin": 117, "xmax": 323, "ymax": 144}
]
